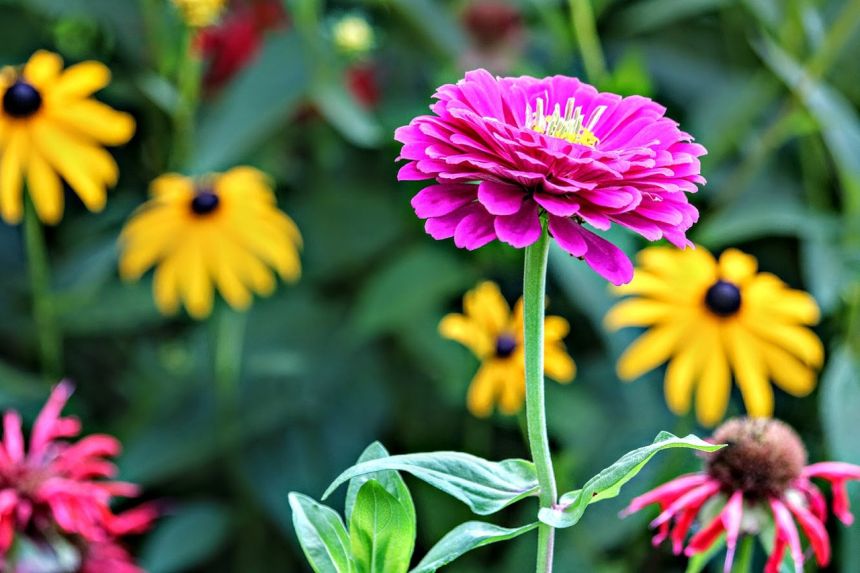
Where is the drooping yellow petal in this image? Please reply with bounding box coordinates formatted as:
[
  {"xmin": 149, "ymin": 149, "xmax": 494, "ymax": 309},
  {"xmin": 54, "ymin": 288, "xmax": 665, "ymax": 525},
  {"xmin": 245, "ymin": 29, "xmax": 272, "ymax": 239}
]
[
  {"xmin": 49, "ymin": 100, "xmax": 135, "ymax": 146},
  {"xmin": 604, "ymin": 298, "xmax": 676, "ymax": 330},
  {"xmin": 153, "ymin": 252, "xmax": 182, "ymax": 315},
  {"xmin": 26, "ymin": 147, "xmax": 64, "ymax": 224},
  {"xmin": 0, "ymin": 127, "xmax": 26, "ymax": 223},
  {"xmin": 616, "ymin": 319, "xmax": 691, "ymax": 381},
  {"xmin": 742, "ymin": 318, "xmax": 824, "ymax": 367},
  {"xmin": 545, "ymin": 344, "xmax": 575, "ymax": 383},
  {"xmin": 695, "ymin": 340, "xmax": 732, "ymax": 427},
  {"xmin": 464, "ymin": 281, "xmax": 510, "ymax": 337},
  {"xmin": 759, "ymin": 341, "xmax": 817, "ymax": 397},
  {"xmin": 744, "ymin": 274, "xmax": 820, "ymax": 324},
  {"xmin": 663, "ymin": 320, "xmax": 712, "ymax": 415},
  {"xmin": 467, "ymin": 361, "xmax": 503, "ymax": 417},
  {"xmin": 718, "ymin": 248, "xmax": 758, "ymax": 285},
  {"xmin": 179, "ymin": 232, "xmax": 214, "ymax": 319},
  {"xmin": 211, "ymin": 239, "xmax": 253, "ymax": 311},
  {"xmin": 723, "ymin": 321, "xmax": 773, "ymax": 418},
  {"xmin": 23, "ymin": 51, "xmax": 63, "ymax": 91},
  {"xmin": 439, "ymin": 314, "xmax": 493, "ymax": 358}
]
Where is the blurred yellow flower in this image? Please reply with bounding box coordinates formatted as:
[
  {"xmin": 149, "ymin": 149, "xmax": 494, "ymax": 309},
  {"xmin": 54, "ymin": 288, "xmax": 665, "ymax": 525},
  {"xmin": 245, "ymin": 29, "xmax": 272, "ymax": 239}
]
[
  {"xmin": 171, "ymin": 0, "xmax": 226, "ymax": 28},
  {"xmin": 606, "ymin": 246, "xmax": 823, "ymax": 426},
  {"xmin": 332, "ymin": 15, "xmax": 375, "ymax": 55},
  {"xmin": 119, "ymin": 167, "xmax": 302, "ymax": 319},
  {"xmin": 440, "ymin": 281, "xmax": 575, "ymax": 417},
  {"xmin": 0, "ymin": 51, "xmax": 135, "ymax": 224}
]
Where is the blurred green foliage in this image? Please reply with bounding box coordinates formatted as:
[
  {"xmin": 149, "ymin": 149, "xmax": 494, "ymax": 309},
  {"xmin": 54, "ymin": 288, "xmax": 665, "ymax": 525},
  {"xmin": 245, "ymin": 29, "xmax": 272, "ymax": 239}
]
[{"xmin": 0, "ymin": 0, "xmax": 859, "ymax": 571}]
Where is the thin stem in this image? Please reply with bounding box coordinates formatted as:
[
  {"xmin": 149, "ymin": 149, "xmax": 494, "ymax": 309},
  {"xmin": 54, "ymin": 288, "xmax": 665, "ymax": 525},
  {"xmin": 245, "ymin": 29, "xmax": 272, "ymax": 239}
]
[
  {"xmin": 731, "ymin": 536, "xmax": 755, "ymax": 573},
  {"xmin": 171, "ymin": 27, "xmax": 202, "ymax": 170},
  {"xmin": 523, "ymin": 224, "xmax": 556, "ymax": 573},
  {"xmin": 23, "ymin": 198, "xmax": 62, "ymax": 382},
  {"xmin": 568, "ymin": 0, "xmax": 607, "ymax": 84}
]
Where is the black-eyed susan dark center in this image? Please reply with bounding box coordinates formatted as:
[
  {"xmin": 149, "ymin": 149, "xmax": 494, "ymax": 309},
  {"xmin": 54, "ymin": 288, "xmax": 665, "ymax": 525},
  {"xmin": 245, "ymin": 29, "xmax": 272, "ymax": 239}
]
[
  {"xmin": 3, "ymin": 80, "xmax": 42, "ymax": 118},
  {"xmin": 706, "ymin": 418, "xmax": 807, "ymax": 500},
  {"xmin": 705, "ymin": 280, "xmax": 742, "ymax": 317},
  {"xmin": 495, "ymin": 334, "xmax": 517, "ymax": 358},
  {"xmin": 190, "ymin": 188, "xmax": 220, "ymax": 216}
]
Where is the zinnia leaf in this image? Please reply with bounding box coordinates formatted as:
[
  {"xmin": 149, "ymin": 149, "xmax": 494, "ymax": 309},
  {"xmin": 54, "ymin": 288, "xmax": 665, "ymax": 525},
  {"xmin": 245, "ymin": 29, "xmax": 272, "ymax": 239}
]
[
  {"xmin": 289, "ymin": 493, "xmax": 356, "ymax": 573},
  {"xmin": 323, "ymin": 450, "xmax": 539, "ymax": 516},
  {"xmin": 349, "ymin": 480, "xmax": 414, "ymax": 573},
  {"xmin": 540, "ymin": 432, "xmax": 723, "ymax": 528},
  {"xmin": 410, "ymin": 521, "xmax": 539, "ymax": 573}
]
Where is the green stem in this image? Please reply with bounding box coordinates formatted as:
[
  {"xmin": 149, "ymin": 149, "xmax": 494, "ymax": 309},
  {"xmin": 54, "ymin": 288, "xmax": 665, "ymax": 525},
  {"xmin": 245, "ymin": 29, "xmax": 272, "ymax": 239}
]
[
  {"xmin": 568, "ymin": 0, "xmax": 607, "ymax": 84},
  {"xmin": 730, "ymin": 536, "xmax": 755, "ymax": 573},
  {"xmin": 172, "ymin": 27, "xmax": 202, "ymax": 170},
  {"xmin": 23, "ymin": 199, "xmax": 62, "ymax": 382},
  {"xmin": 523, "ymin": 224, "xmax": 556, "ymax": 573}
]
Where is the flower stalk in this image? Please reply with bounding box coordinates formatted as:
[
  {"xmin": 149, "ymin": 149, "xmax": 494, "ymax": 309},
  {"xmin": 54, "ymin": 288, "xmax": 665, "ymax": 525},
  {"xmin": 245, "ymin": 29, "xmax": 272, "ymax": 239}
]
[
  {"xmin": 523, "ymin": 223, "xmax": 557, "ymax": 572},
  {"xmin": 23, "ymin": 197, "xmax": 62, "ymax": 381},
  {"xmin": 172, "ymin": 27, "xmax": 203, "ymax": 170}
]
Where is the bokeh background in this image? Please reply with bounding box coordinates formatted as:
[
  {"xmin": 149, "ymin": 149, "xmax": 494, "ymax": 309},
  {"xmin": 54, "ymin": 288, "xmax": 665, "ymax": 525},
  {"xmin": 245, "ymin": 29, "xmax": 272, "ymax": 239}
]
[{"xmin": 1, "ymin": 0, "xmax": 859, "ymax": 571}]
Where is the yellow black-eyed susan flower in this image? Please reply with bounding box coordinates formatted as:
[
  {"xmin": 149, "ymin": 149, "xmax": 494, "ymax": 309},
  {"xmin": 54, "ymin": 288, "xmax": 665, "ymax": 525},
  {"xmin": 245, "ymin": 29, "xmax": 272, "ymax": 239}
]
[
  {"xmin": 0, "ymin": 51, "xmax": 135, "ymax": 224},
  {"xmin": 605, "ymin": 246, "xmax": 823, "ymax": 426},
  {"xmin": 440, "ymin": 281, "xmax": 575, "ymax": 417},
  {"xmin": 119, "ymin": 167, "xmax": 302, "ymax": 319},
  {"xmin": 171, "ymin": 0, "xmax": 226, "ymax": 27}
]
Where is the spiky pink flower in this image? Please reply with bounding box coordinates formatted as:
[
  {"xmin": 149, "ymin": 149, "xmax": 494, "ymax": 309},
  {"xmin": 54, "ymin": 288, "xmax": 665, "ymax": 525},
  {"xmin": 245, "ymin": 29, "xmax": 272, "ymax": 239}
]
[
  {"xmin": 623, "ymin": 418, "xmax": 860, "ymax": 572},
  {"xmin": 395, "ymin": 69, "xmax": 706, "ymax": 285},
  {"xmin": 0, "ymin": 382, "xmax": 156, "ymax": 570}
]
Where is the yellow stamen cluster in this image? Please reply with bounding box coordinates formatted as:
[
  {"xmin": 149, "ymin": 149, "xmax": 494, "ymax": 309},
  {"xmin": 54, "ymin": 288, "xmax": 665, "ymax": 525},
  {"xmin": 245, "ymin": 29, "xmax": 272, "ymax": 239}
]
[
  {"xmin": 526, "ymin": 97, "xmax": 604, "ymax": 147},
  {"xmin": 171, "ymin": 0, "xmax": 226, "ymax": 28}
]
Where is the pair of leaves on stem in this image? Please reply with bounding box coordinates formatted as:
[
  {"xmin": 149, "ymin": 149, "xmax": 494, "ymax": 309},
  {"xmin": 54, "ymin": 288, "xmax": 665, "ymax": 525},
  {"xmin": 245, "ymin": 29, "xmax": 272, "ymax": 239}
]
[{"xmin": 290, "ymin": 433, "xmax": 722, "ymax": 572}]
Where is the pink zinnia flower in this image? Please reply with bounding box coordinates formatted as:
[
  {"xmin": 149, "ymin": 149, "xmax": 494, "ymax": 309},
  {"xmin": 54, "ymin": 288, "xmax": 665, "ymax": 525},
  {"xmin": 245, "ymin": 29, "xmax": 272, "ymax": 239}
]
[
  {"xmin": 395, "ymin": 69, "xmax": 706, "ymax": 285},
  {"xmin": 623, "ymin": 417, "xmax": 860, "ymax": 572},
  {"xmin": 0, "ymin": 382, "xmax": 156, "ymax": 571}
]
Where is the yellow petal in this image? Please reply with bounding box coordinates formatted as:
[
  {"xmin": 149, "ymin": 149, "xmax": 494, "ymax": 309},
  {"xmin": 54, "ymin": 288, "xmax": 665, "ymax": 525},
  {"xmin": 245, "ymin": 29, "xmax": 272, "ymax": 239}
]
[
  {"xmin": 49, "ymin": 100, "xmax": 135, "ymax": 146},
  {"xmin": 544, "ymin": 315, "xmax": 569, "ymax": 341},
  {"xmin": 151, "ymin": 173, "xmax": 194, "ymax": 199},
  {"xmin": 153, "ymin": 252, "xmax": 182, "ymax": 315},
  {"xmin": 497, "ymin": 363, "xmax": 525, "ymax": 415},
  {"xmin": 545, "ymin": 344, "xmax": 575, "ymax": 383},
  {"xmin": 742, "ymin": 319, "xmax": 824, "ymax": 367},
  {"xmin": 663, "ymin": 321, "xmax": 712, "ymax": 415},
  {"xmin": 26, "ymin": 147, "xmax": 64, "ymax": 224},
  {"xmin": 179, "ymin": 234, "xmax": 214, "ymax": 319},
  {"xmin": 718, "ymin": 248, "xmax": 758, "ymax": 285},
  {"xmin": 439, "ymin": 314, "xmax": 492, "ymax": 357},
  {"xmin": 759, "ymin": 341, "xmax": 818, "ymax": 397},
  {"xmin": 0, "ymin": 126, "xmax": 26, "ymax": 224},
  {"xmin": 695, "ymin": 341, "xmax": 731, "ymax": 427},
  {"xmin": 23, "ymin": 51, "xmax": 63, "ymax": 91},
  {"xmin": 744, "ymin": 274, "xmax": 820, "ymax": 324},
  {"xmin": 464, "ymin": 281, "xmax": 510, "ymax": 336},
  {"xmin": 723, "ymin": 321, "xmax": 773, "ymax": 418},
  {"xmin": 467, "ymin": 362, "xmax": 502, "ymax": 417},
  {"xmin": 616, "ymin": 320, "xmax": 690, "ymax": 381},
  {"xmin": 604, "ymin": 298, "xmax": 675, "ymax": 330},
  {"xmin": 49, "ymin": 61, "xmax": 111, "ymax": 101}
]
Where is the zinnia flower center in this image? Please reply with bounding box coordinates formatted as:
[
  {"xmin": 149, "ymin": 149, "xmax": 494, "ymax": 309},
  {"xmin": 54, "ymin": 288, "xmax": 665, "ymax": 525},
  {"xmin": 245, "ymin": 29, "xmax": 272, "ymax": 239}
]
[
  {"xmin": 704, "ymin": 280, "xmax": 742, "ymax": 317},
  {"xmin": 495, "ymin": 334, "xmax": 517, "ymax": 358},
  {"xmin": 706, "ymin": 417, "xmax": 807, "ymax": 499},
  {"xmin": 3, "ymin": 80, "xmax": 42, "ymax": 118},
  {"xmin": 190, "ymin": 188, "xmax": 220, "ymax": 215},
  {"xmin": 526, "ymin": 97, "xmax": 604, "ymax": 147}
]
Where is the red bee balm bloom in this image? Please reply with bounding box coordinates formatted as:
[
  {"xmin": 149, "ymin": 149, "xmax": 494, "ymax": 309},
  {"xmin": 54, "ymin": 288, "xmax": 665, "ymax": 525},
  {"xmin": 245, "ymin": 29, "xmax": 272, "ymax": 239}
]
[
  {"xmin": 623, "ymin": 418, "xmax": 860, "ymax": 572},
  {"xmin": 0, "ymin": 382, "xmax": 155, "ymax": 570},
  {"xmin": 395, "ymin": 69, "xmax": 706, "ymax": 285}
]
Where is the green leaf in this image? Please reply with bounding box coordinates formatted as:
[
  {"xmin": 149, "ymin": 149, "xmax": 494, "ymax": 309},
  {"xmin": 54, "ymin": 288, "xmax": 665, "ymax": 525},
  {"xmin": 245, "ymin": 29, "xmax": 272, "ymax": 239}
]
[
  {"xmin": 820, "ymin": 345, "xmax": 860, "ymax": 572},
  {"xmin": 289, "ymin": 493, "xmax": 356, "ymax": 573},
  {"xmin": 345, "ymin": 443, "xmax": 416, "ymax": 528},
  {"xmin": 323, "ymin": 452, "xmax": 539, "ymax": 516},
  {"xmin": 685, "ymin": 534, "xmax": 725, "ymax": 573},
  {"xmin": 311, "ymin": 80, "xmax": 382, "ymax": 148},
  {"xmin": 614, "ymin": 0, "xmax": 731, "ymax": 35},
  {"xmin": 349, "ymin": 481, "xmax": 414, "ymax": 573},
  {"xmin": 755, "ymin": 36, "xmax": 860, "ymax": 210},
  {"xmin": 410, "ymin": 521, "xmax": 538, "ymax": 573},
  {"xmin": 539, "ymin": 432, "xmax": 723, "ymax": 528},
  {"xmin": 192, "ymin": 32, "xmax": 310, "ymax": 172},
  {"xmin": 139, "ymin": 502, "xmax": 231, "ymax": 573}
]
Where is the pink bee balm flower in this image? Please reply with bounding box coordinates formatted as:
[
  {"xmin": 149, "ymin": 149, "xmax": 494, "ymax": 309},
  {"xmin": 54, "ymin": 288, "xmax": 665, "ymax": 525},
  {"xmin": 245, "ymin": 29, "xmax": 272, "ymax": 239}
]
[
  {"xmin": 622, "ymin": 418, "xmax": 860, "ymax": 572},
  {"xmin": 0, "ymin": 381, "xmax": 156, "ymax": 570},
  {"xmin": 395, "ymin": 69, "xmax": 706, "ymax": 285}
]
